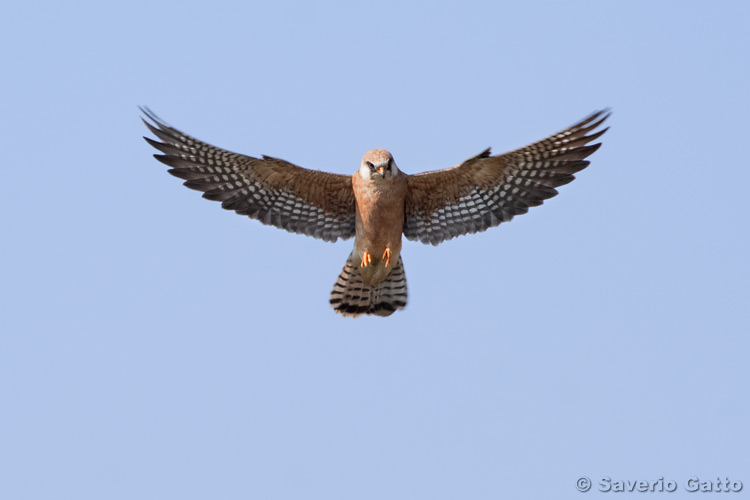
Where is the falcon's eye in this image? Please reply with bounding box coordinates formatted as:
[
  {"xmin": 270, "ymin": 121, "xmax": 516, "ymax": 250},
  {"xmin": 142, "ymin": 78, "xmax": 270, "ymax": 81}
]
[
  {"xmin": 366, "ymin": 161, "xmax": 375, "ymax": 171},
  {"xmin": 386, "ymin": 162, "xmax": 391, "ymax": 171}
]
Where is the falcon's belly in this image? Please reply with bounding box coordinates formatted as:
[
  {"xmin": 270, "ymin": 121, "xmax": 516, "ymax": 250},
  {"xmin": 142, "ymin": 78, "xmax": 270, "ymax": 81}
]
[
  {"xmin": 353, "ymin": 238, "xmax": 402, "ymax": 286},
  {"xmin": 352, "ymin": 174, "xmax": 408, "ymax": 287}
]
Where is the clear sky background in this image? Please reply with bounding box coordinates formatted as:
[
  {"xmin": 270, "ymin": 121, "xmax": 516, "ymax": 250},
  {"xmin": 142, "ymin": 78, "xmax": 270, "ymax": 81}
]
[{"xmin": 2, "ymin": 1, "xmax": 748, "ymax": 499}]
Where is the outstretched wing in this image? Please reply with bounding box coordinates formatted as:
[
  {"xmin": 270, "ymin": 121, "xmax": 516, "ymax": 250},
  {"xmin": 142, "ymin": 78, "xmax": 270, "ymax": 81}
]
[
  {"xmin": 403, "ymin": 110, "xmax": 610, "ymax": 245},
  {"xmin": 141, "ymin": 108, "xmax": 356, "ymax": 242}
]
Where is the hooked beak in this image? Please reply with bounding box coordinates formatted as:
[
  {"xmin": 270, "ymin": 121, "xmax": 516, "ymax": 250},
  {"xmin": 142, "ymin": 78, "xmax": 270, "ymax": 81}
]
[{"xmin": 376, "ymin": 166, "xmax": 385, "ymax": 178}]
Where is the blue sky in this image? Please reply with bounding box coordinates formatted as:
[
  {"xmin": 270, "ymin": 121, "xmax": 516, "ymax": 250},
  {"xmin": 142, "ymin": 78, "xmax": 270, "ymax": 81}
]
[{"xmin": 2, "ymin": 1, "xmax": 748, "ymax": 499}]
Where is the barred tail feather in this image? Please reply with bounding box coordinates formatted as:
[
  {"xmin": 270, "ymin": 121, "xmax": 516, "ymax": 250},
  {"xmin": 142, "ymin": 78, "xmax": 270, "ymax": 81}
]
[{"xmin": 330, "ymin": 256, "xmax": 408, "ymax": 317}]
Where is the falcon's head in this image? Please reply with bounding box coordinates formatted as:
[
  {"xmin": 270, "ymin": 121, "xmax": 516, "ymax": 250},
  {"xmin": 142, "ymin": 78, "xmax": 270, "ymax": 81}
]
[{"xmin": 359, "ymin": 149, "xmax": 399, "ymax": 183}]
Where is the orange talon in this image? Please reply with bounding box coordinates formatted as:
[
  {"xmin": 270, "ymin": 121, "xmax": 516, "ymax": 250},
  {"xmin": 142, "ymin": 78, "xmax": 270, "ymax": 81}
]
[
  {"xmin": 382, "ymin": 248, "xmax": 391, "ymax": 267},
  {"xmin": 361, "ymin": 251, "xmax": 372, "ymax": 268}
]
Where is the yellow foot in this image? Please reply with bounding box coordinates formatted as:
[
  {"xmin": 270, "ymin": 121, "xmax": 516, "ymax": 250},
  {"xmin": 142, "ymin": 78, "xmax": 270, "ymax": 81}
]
[
  {"xmin": 361, "ymin": 250, "xmax": 372, "ymax": 268},
  {"xmin": 382, "ymin": 248, "xmax": 391, "ymax": 267}
]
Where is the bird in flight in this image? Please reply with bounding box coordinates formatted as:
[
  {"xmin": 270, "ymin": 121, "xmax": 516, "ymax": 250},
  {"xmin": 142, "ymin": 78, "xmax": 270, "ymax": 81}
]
[{"xmin": 142, "ymin": 108, "xmax": 609, "ymax": 317}]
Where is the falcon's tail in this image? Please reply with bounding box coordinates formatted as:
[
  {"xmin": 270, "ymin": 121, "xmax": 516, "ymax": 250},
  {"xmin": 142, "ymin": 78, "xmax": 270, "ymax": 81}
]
[{"xmin": 329, "ymin": 256, "xmax": 408, "ymax": 317}]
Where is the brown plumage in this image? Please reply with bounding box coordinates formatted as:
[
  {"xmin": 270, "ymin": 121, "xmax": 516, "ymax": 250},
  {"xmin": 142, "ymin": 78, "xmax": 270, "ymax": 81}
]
[{"xmin": 141, "ymin": 108, "xmax": 610, "ymax": 317}]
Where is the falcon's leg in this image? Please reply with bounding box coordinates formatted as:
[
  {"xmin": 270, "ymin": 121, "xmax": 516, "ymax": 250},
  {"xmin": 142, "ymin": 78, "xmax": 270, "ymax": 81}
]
[
  {"xmin": 361, "ymin": 250, "xmax": 372, "ymax": 268},
  {"xmin": 382, "ymin": 248, "xmax": 391, "ymax": 268}
]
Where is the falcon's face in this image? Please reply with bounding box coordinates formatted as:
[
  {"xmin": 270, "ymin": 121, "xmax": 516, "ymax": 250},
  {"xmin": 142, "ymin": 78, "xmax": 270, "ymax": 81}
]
[{"xmin": 359, "ymin": 149, "xmax": 399, "ymax": 183}]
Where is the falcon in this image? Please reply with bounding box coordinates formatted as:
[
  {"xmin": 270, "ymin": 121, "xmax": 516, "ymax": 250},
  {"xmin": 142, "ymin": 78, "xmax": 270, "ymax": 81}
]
[{"xmin": 142, "ymin": 108, "xmax": 609, "ymax": 317}]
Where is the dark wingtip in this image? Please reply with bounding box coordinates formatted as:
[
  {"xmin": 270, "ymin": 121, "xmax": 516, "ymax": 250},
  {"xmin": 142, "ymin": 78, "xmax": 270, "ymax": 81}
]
[
  {"xmin": 139, "ymin": 105, "xmax": 154, "ymax": 123},
  {"xmin": 583, "ymin": 126, "xmax": 609, "ymax": 144},
  {"xmin": 583, "ymin": 142, "xmax": 602, "ymax": 155},
  {"xmin": 590, "ymin": 113, "xmax": 612, "ymax": 130},
  {"xmin": 139, "ymin": 106, "xmax": 172, "ymax": 129},
  {"xmin": 591, "ymin": 109, "xmax": 613, "ymax": 128},
  {"xmin": 153, "ymin": 154, "xmax": 172, "ymax": 166}
]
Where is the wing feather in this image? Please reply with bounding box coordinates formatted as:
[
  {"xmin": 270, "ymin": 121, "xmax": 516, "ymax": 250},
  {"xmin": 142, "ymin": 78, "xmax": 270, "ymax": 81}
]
[
  {"xmin": 141, "ymin": 108, "xmax": 356, "ymax": 242},
  {"xmin": 404, "ymin": 110, "xmax": 610, "ymax": 245}
]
